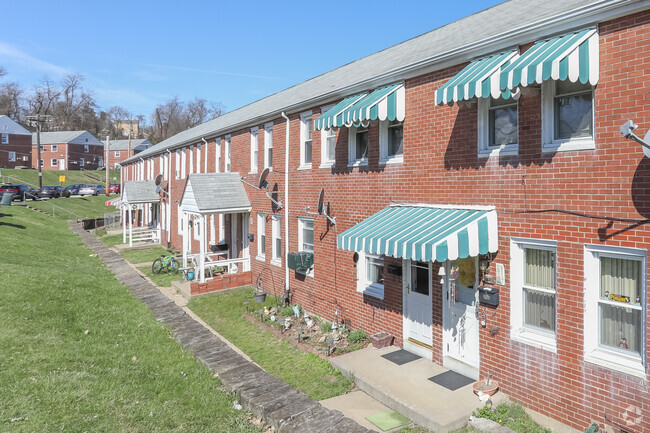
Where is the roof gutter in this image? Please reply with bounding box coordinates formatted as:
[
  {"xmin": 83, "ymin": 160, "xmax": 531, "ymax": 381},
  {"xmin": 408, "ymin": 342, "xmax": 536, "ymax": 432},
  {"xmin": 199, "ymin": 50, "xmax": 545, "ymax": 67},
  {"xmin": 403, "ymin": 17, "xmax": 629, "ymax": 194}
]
[{"xmin": 281, "ymin": 111, "xmax": 290, "ymax": 296}]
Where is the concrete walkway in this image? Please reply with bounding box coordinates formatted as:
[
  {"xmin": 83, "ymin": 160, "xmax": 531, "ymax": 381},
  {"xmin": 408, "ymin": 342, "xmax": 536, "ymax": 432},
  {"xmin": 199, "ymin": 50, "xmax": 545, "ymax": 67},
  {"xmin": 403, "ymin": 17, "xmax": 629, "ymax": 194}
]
[
  {"xmin": 71, "ymin": 222, "xmax": 371, "ymax": 433},
  {"xmin": 330, "ymin": 346, "xmax": 508, "ymax": 433}
]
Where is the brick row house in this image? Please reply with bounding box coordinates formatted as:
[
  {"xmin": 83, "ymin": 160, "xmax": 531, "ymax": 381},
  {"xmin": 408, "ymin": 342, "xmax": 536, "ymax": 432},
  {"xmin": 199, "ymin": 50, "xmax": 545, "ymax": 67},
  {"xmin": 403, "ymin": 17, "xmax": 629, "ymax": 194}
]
[
  {"xmin": 0, "ymin": 115, "xmax": 32, "ymax": 168},
  {"xmin": 32, "ymin": 131, "xmax": 104, "ymax": 171},
  {"xmin": 118, "ymin": 0, "xmax": 650, "ymax": 431},
  {"xmin": 101, "ymin": 138, "xmax": 152, "ymax": 169}
]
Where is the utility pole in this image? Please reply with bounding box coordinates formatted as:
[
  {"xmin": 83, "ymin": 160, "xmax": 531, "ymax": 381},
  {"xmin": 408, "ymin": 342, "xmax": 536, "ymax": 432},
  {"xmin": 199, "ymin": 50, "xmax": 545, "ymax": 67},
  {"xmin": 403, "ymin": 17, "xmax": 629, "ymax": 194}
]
[
  {"xmin": 105, "ymin": 135, "xmax": 110, "ymax": 196},
  {"xmin": 26, "ymin": 114, "xmax": 53, "ymax": 189}
]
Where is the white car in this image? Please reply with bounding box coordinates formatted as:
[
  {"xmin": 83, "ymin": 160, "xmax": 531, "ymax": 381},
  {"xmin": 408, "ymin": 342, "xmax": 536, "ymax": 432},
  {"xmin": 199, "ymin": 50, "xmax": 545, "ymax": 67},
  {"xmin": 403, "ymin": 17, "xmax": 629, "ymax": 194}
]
[{"xmin": 79, "ymin": 184, "xmax": 106, "ymax": 196}]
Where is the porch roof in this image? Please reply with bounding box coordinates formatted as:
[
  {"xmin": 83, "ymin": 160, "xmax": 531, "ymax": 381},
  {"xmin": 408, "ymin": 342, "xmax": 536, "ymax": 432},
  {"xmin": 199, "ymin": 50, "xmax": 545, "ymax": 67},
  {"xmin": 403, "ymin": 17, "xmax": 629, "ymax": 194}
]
[
  {"xmin": 337, "ymin": 204, "xmax": 498, "ymax": 262},
  {"xmin": 180, "ymin": 173, "xmax": 251, "ymax": 214},
  {"xmin": 122, "ymin": 180, "xmax": 159, "ymax": 204}
]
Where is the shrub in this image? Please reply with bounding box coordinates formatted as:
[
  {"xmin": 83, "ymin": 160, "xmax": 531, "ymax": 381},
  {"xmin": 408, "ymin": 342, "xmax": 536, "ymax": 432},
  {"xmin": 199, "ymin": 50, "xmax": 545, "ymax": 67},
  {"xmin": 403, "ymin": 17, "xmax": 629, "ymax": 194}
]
[
  {"xmin": 473, "ymin": 403, "xmax": 551, "ymax": 433},
  {"xmin": 320, "ymin": 320, "xmax": 333, "ymax": 332},
  {"xmin": 348, "ymin": 329, "xmax": 367, "ymax": 344},
  {"xmin": 279, "ymin": 306, "xmax": 295, "ymax": 317}
]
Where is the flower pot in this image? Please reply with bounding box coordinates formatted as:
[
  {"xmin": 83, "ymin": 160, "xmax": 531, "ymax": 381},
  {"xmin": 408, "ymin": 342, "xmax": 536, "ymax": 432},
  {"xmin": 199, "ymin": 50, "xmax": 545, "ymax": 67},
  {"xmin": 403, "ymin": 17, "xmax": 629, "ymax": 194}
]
[
  {"xmin": 369, "ymin": 332, "xmax": 394, "ymax": 349},
  {"xmin": 254, "ymin": 292, "xmax": 267, "ymax": 303},
  {"xmin": 187, "ymin": 271, "xmax": 195, "ymax": 281},
  {"xmin": 472, "ymin": 379, "xmax": 499, "ymax": 396}
]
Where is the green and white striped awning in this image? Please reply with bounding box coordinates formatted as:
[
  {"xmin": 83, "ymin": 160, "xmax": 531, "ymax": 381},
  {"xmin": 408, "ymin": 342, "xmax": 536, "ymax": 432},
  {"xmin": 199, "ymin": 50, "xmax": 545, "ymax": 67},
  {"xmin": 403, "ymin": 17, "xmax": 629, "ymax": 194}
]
[
  {"xmin": 315, "ymin": 83, "xmax": 405, "ymax": 130},
  {"xmin": 315, "ymin": 93, "xmax": 366, "ymax": 130},
  {"xmin": 500, "ymin": 28, "xmax": 599, "ymax": 90},
  {"xmin": 337, "ymin": 205, "xmax": 498, "ymax": 262},
  {"xmin": 435, "ymin": 51, "xmax": 519, "ymax": 106}
]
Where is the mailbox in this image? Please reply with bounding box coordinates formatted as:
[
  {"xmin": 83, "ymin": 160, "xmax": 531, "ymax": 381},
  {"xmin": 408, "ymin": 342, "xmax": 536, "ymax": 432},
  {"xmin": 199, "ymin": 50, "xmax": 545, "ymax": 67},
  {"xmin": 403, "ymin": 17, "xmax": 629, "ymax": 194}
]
[{"xmin": 478, "ymin": 286, "xmax": 499, "ymax": 307}]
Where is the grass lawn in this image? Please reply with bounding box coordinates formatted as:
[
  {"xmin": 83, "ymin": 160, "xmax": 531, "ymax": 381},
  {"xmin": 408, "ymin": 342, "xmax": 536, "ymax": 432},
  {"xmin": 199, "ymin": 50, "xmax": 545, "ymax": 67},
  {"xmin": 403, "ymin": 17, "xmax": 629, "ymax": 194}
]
[
  {"xmin": 96, "ymin": 232, "xmax": 125, "ymax": 247},
  {"xmin": 28, "ymin": 195, "xmax": 117, "ymax": 220},
  {"xmin": 138, "ymin": 265, "xmax": 183, "ymax": 288},
  {"xmin": 0, "ymin": 206, "xmax": 260, "ymax": 432},
  {"xmin": 120, "ymin": 246, "xmax": 173, "ymax": 265},
  {"xmin": 1, "ymin": 168, "xmax": 120, "ymax": 188},
  {"xmin": 189, "ymin": 288, "xmax": 354, "ymax": 401}
]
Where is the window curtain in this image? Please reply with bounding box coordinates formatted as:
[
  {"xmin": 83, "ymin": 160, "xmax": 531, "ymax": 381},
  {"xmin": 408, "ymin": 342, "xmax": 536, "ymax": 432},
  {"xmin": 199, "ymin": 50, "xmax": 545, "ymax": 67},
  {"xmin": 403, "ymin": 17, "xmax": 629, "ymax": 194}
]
[
  {"xmin": 600, "ymin": 257, "xmax": 640, "ymax": 299},
  {"xmin": 524, "ymin": 249, "xmax": 556, "ymax": 330}
]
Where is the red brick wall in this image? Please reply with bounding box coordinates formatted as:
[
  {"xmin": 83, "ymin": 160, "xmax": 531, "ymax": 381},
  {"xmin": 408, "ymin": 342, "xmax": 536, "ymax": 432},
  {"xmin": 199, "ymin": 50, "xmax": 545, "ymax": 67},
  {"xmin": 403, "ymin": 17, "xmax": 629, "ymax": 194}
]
[
  {"xmin": 0, "ymin": 134, "xmax": 32, "ymax": 168},
  {"xmin": 123, "ymin": 10, "xmax": 650, "ymax": 432}
]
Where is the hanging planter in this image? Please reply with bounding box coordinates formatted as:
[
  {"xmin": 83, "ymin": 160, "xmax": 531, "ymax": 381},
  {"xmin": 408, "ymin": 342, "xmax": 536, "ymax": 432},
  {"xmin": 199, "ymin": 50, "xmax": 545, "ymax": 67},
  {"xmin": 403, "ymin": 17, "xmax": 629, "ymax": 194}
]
[{"xmin": 254, "ymin": 292, "xmax": 267, "ymax": 303}]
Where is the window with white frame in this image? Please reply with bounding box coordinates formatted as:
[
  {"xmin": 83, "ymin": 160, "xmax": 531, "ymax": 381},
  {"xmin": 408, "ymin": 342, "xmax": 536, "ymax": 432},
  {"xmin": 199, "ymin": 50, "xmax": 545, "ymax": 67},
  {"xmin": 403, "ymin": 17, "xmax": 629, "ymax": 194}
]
[
  {"xmin": 264, "ymin": 123, "xmax": 273, "ymax": 170},
  {"xmin": 51, "ymin": 144, "xmax": 58, "ymax": 152},
  {"xmin": 196, "ymin": 143, "xmax": 201, "ymax": 174},
  {"xmin": 225, "ymin": 135, "xmax": 231, "ymax": 172},
  {"xmin": 163, "ymin": 153, "xmax": 168, "ymax": 180},
  {"xmin": 357, "ymin": 252, "xmax": 385, "ymax": 299},
  {"xmin": 39, "ymin": 145, "xmax": 44, "ymax": 152},
  {"xmin": 98, "ymin": 156, "xmax": 103, "ymax": 167},
  {"xmin": 297, "ymin": 217, "xmax": 314, "ymax": 276},
  {"xmin": 1, "ymin": 133, "xmax": 8, "ymax": 144},
  {"xmin": 51, "ymin": 158, "xmax": 58, "ymax": 167},
  {"xmin": 189, "ymin": 146, "xmax": 194, "ymax": 174},
  {"xmin": 478, "ymin": 96, "xmax": 518, "ymax": 156},
  {"xmin": 257, "ymin": 213, "xmax": 266, "ymax": 259},
  {"xmin": 542, "ymin": 79, "xmax": 595, "ymax": 152},
  {"xmin": 510, "ymin": 239, "xmax": 557, "ymax": 350},
  {"xmin": 584, "ymin": 245, "xmax": 646, "ymax": 376},
  {"xmin": 159, "ymin": 155, "xmax": 164, "ymax": 176},
  {"xmin": 271, "ymin": 214, "xmax": 281, "ymax": 265},
  {"xmin": 79, "ymin": 157, "xmax": 85, "ymax": 167},
  {"xmin": 8, "ymin": 151, "xmax": 15, "ymax": 162},
  {"xmin": 84, "ymin": 145, "xmax": 89, "ymax": 153},
  {"xmin": 175, "ymin": 150, "xmax": 181, "ymax": 179},
  {"xmin": 379, "ymin": 120, "xmax": 404, "ymax": 163},
  {"xmin": 348, "ymin": 124, "xmax": 369, "ymax": 166},
  {"xmin": 181, "ymin": 148, "xmax": 187, "ymax": 179},
  {"xmin": 215, "ymin": 137, "xmax": 222, "ymax": 173},
  {"xmin": 250, "ymin": 127, "xmax": 259, "ymax": 173},
  {"xmin": 319, "ymin": 104, "xmax": 336, "ymax": 168},
  {"xmin": 115, "ymin": 150, "xmax": 120, "ymax": 158},
  {"xmin": 177, "ymin": 206, "xmax": 184, "ymax": 236},
  {"xmin": 300, "ymin": 112, "xmax": 313, "ymax": 169}
]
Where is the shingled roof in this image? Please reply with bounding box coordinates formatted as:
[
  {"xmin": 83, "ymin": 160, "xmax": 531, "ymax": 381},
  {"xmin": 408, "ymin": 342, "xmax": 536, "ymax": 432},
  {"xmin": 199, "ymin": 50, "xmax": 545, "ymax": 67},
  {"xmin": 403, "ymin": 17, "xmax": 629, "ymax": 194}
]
[
  {"xmin": 122, "ymin": 180, "xmax": 159, "ymax": 204},
  {"xmin": 180, "ymin": 173, "xmax": 251, "ymax": 214}
]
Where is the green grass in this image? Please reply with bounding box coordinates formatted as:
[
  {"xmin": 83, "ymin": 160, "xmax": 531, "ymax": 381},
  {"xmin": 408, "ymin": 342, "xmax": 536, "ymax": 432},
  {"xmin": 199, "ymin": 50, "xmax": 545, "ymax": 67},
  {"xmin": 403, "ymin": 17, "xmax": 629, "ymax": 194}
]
[
  {"xmin": 97, "ymin": 232, "xmax": 125, "ymax": 247},
  {"xmin": 138, "ymin": 265, "xmax": 183, "ymax": 288},
  {"xmin": 120, "ymin": 246, "xmax": 173, "ymax": 265},
  {"xmin": 1, "ymin": 168, "xmax": 120, "ymax": 188},
  {"xmin": 28, "ymin": 195, "xmax": 116, "ymax": 220},
  {"xmin": 474, "ymin": 403, "xmax": 550, "ymax": 433},
  {"xmin": 0, "ymin": 206, "xmax": 260, "ymax": 432},
  {"xmin": 189, "ymin": 288, "xmax": 354, "ymax": 400}
]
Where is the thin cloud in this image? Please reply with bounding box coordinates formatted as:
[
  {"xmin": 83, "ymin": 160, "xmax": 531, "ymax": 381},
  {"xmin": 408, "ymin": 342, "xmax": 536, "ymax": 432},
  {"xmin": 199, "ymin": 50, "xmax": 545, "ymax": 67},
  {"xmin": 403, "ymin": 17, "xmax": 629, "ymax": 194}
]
[
  {"xmin": 0, "ymin": 42, "xmax": 68, "ymax": 76},
  {"xmin": 134, "ymin": 62, "xmax": 286, "ymax": 81}
]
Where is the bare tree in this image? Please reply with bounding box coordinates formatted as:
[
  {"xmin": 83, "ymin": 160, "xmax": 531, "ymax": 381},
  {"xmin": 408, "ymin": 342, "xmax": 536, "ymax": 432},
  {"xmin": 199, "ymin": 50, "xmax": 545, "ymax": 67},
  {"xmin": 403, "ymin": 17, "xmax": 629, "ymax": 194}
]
[
  {"xmin": 28, "ymin": 77, "xmax": 61, "ymax": 120},
  {"xmin": 0, "ymin": 82, "xmax": 24, "ymax": 120},
  {"xmin": 0, "ymin": 67, "xmax": 7, "ymax": 79}
]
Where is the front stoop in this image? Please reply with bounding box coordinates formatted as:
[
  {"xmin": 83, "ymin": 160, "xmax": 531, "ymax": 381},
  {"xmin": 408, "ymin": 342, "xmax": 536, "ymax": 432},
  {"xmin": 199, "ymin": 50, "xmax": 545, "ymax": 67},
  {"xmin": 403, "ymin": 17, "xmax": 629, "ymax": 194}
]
[{"xmin": 189, "ymin": 271, "xmax": 252, "ymax": 296}]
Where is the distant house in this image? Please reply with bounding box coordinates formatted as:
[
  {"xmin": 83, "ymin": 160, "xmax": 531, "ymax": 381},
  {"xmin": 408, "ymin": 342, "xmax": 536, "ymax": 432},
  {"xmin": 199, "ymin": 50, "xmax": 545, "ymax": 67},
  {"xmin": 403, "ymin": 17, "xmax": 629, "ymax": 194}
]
[
  {"xmin": 0, "ymin": 115, "xmax": 32, "ymax": 168},
  {"xmin": 32, "ymin": 131, "xmax": 104, "ymax": 171},
  {"xmin": 115, "ymin": 119, "xmax": 139, "ymax": 138},
  {"xmin": 102, "ymin": 139, "xmax": 152, "ymax": 169}
]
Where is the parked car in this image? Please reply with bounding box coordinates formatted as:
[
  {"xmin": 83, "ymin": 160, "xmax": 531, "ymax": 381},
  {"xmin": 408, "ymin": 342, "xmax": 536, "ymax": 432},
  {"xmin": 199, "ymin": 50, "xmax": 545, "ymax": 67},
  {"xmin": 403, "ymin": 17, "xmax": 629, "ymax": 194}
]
[
  {"xmin": 109, "ymin": 183, "xmax": 120, "ymax": 194},
  {"xmin": 37, "ymin": 186, "xmax": 65, "ymax": 199},
  {"xmin": 64, "ymin": 184, "xmax": 86, "ymax": 196},
  {"xmin": 0, "ymin": 184, "xmax": 38, "ymax": 201},
  {"xmin": 79, "ymin": 184, "xmax": 106, "ymax": 196}
]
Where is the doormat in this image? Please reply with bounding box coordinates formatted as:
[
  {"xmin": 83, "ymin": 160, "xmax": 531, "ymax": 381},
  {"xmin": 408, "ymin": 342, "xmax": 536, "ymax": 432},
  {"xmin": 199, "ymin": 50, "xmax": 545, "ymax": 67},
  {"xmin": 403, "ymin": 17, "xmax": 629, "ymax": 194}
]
[
  {"xmin": 428, "ymin": 370, "xmax": 475, "ymax": 391},
  {"xmin": 366, "ymin": 410, "xmax": 411, "ymax": 431},
  {"xmin": 381, "ymin": 349, "xmax": 420, "ymax": 366}
]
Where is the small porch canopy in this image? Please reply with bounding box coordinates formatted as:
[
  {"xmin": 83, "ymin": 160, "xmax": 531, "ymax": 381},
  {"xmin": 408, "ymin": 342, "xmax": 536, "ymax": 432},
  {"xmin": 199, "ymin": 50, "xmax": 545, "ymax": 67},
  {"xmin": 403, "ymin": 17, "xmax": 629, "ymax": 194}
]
[
  {"xmin": 179, "ymin": 173, "xmax": 252, "ymax": 282},
  {"xmin": 314, "ymin": 83, "xmax": 405, "ymax": 130},
  {"xmin": 121, "ymin": 180, "xmax": 160, "ymax": 246},
  {"xmin": 435, "ymin": 27, "xmax": 599, "ymax": 106},
  {"xmin": 337, "ymin": 204, "xmax": 498, "ymax": 263}
]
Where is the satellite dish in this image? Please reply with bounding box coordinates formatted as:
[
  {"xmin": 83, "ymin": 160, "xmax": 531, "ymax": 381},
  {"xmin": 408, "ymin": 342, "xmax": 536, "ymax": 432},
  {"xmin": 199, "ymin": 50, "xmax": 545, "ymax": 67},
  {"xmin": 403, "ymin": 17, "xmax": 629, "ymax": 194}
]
[
  {"xmin": 258, "ymin": 167, "xmax": 270, "ymax": 190},
  {"xmin": 620, "ymin": 120, "xmax": 650, "ymax": 158},
  {"xmin": 317, "ymin": 189, "xmax": 324, "ymax": 215},
  {"xmin": 155, "ymin": 174, "xmax": 163, "ymax": 186}
]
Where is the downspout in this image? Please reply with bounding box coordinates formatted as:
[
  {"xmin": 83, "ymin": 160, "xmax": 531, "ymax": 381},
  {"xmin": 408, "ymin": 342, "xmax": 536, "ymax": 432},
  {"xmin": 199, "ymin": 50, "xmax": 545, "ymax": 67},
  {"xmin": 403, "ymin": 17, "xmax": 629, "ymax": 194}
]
[
  {"xmin": 281, "ymin": 112, "xmax": 290, "ymax": 295},
  {"xmin": 166, "ymin": 149, "xmax": 172, "ymax": 246},
  {"xmin": 201, "ymin": 137, "xmax": 208, "ymax": 173}
]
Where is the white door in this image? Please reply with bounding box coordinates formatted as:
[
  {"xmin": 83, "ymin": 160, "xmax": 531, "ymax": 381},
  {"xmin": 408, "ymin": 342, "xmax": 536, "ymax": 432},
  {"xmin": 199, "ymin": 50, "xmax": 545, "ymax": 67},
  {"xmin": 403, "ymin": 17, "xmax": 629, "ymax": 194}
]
[
  {"xmin": 443, "ymin": 258, "xmax": 480, "ymax": 379},
  {"xmin": 59, "ymin": 159, "xmax": 65, "ymax": 170},
  {"xmin": 403, "ymin": 260, "xmax": 433, "ymax": 359}
]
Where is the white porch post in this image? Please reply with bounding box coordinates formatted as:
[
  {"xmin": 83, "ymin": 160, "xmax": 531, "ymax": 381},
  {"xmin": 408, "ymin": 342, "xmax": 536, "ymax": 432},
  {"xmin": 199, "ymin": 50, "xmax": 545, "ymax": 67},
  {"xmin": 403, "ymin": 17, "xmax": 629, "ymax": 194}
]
[
  {"xmin": 242, "ymin": 212, "xmax": 250, "ymax": 272},
  {"xmin": 182, "ymin": 211, "xmax": 188, "ymax": 268},
  {"xmin": 128, "ymin": 206, "xmax": 133, "ymax": 247},
  {"xmin": 199, "ymin": 214, "xmax": 206, "ymax": 283},
  {"xmin": 122, "ymin": 204, "xmax": 126, "ymax": 244}
]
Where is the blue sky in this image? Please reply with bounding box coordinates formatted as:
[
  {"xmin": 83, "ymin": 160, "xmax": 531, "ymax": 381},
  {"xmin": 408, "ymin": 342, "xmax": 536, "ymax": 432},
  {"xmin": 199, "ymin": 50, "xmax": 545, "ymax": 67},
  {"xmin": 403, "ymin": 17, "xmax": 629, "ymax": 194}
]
[{"xmin": 1, "ymin": 0, "xmax": 504, "ymax": 118}]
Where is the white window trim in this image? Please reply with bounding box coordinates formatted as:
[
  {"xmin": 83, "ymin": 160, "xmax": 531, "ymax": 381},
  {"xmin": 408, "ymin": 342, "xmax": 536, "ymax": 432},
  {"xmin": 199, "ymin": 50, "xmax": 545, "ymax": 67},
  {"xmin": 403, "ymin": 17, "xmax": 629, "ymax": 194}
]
[
  {"xmin": 541, "ymin": 80, "xmax": 595, "ymax": 153},
  {"xmin": 264, "ymin": 122, "xmax": 273, "ymax": 171},
  {"xmin": 84, "ymin": 144, "xmax": 89, "ymax": 153},
  {"xmin": 215, "ymin": 137, "xmax": 222, "ymax": 173},
  {"xmin": 250, "ymin": 127, "xmax": 259, "ymax": 174},
  {"xmin": 115, "ymin": 150, "xmax": 120, "ymax": 158},
  {"xmin": 181, "ymin": 147, "xmax": 187, "ymax": 179},
  {"xmin": 348, "ymin": 124, "xmax": 369, "ymax": 167},
  {"xmin": 379, "ymin": 120, "xmax": 405, "ymax": 165},
  {"xmin": 163, "ymin": 153, "xmax": 169, "ymax": 181},
  {"xmin": 477, "ymin": 97, "xmax": 519, "ymax": 158},
  {"xmin": 8, "ymin": 151, "xmax": 15, "ymax": 162},
  {"xmin": 225, "ymin": 135, "xmax": 231, "ymax": 173},
  {"xmin": 299, "ymin": 111, "xmax": 313, "ymax": 170},
  {"xmin": 196, "ymin": 143, "xmax": 201, "ymax": 174},
  {"xmin": 271, "ymin": 214, "xmax": 281, "ymax": 267},
  {"xmin": 256, "ymin": 212, "xmax": 266, "ymax": 261},
  {"xmin": 189, "ymin": 146, "xmax": 194, "ymax": 175},
  {"xmin": 297, "ymin": 217, "xmax": 314, "ymax": 277},
  {"xmin": 510, "ymin": 238, "xmax": 558, "ymax": 352},
  {"xmin": 584, "ymin": 244, "xmax": 646, "ymax": 377},
  {"xmin": 319, "ymin": 104, "xmax": 336, "ymax": 169},
  {"xmin": 177, "ymin": 206, "xmax": 184, "ymax": 236},
  {"xmin": 51, "ymin": 144, "xmax": 58, "ymax": 152},
  {"xmin": 1, "ymin": 133, "xmax": 8, "ymax": 144},
  {"xmin": 79, "ymin": 157, "xmax": 85, "ymax": 167},
  {"xmin": 175, "ymin": 150, "xmax": 181, "ymax": 179},
  {"xmin": 357, "ymin": 251, "xmax": 385, "ymax": 299},
  {"xmin": 51, "ymin": 158, "xmax": 58, "ymax": 167}
]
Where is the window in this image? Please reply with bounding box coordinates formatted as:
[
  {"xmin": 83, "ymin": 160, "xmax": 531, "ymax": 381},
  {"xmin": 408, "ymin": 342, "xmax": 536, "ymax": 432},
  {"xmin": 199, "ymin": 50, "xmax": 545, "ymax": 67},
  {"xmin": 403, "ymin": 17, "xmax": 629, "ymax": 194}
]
[
  {"xmin": 177, "ymin": 206, "xmax": 184, "ymax": 236},
  {"xmin": 357, "ymin": 252, "xmax": 385, "ymax": 299},
  {"xmin": 115, "ymin": 150, "xmax": 120, "ymax": 158},
  {"xmin": 51, "ymin": 158, "xmax": 58, "ymax": 167},
  {"xmin": 510, "ymin": 239, "xmax": 557, "ymax": 350},
  {"xmin": 348, "ymin": 125, "xmax": 368, "ymax": 166},
  {"xmin": 318, "ymin": 104, "xmax": 336, "ymax": 168},
  {"xmin": 215, "ymin": 137, "xmax": 222, "ymax": 173},
  {"xmin": 299, "ymin": 112, "xmax": 312, "ymax": 169},
  {"xmin": 39, "ymin": 159, "xmax": 44, "ymax": 167},
  {"xmin": 196, "ymin": 143, "xmax": 201, "ymax": 174},
  {"xmin": 1, "ymin": 133, "xmax": 8, "ymax": 144},
  {"xmin": 264, "ymin": 123, "xmax": 273, "ymax": 170},
  {"xmin": 225, "ymin": 135, "xmax": 231, "ymax": 172},
  {"xmin": 379, "ymin": 120, "xmax": 404, "ymax": 163},
  {"xmin": 8, "ymin": 151, "xmax": 15, "ymax": 162},
  {"xmin": 79, "ymin": 157, "xmax": 85, "ymax": 167},
  {"xmin": 257, "ymin": 213, "xmax": 266, "ymax": 260},
  {"xmin": 175, "ymin": 150, "xmax": 181, "ymax": 179},
  {"xmin": 584, "ymin": 245, "xmax": 646, "ymax": 376},
  {"xmin": 297, "ymin": 217, "xmax": 314, "ymax": 276},
  {"xmin": 163, "ymin": 153, "xmax": 168, "ymax": 181},
  {"xmin": 478, "ymin": 96, "xmax": 518, "ymax": 156},
  {"xmin": 39, "ymin": 145, "xmax": 44, "ymax": 152},
  {"xmin": 189, "ymin": 146, "xmax": 194, "ymax": 174},
  {"xmin": 84, "ymin": 145, "xmax": 89, "ymax": 153},
  {"xmin": 542, "ymin": 80, "xmax": 595, "ymax": 152},
  {"xmin": 51, "ymin": 144, "xmax": 58, "ymax": 152},
  {"xmin": 181, "ymin": 148, "xmax": 187, "ymax": 179},
  {"xmin": 250, "ymin": 127, "xmax": 259, "ymax": 173},
  {"xmin": 271, "ymin": 214, "xmax": 281, "ymax": 265}
]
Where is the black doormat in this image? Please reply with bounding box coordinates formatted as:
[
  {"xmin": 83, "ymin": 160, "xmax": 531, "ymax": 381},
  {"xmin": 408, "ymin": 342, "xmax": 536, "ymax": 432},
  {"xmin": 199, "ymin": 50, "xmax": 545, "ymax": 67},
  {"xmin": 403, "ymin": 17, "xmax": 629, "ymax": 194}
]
[
  {"xmin": 381, "ymin": 349, "xmax": 421, "ymax": 366},
  {"xmin": 428, "ymin": 370, "xmax": 475, "ymax": 391}
]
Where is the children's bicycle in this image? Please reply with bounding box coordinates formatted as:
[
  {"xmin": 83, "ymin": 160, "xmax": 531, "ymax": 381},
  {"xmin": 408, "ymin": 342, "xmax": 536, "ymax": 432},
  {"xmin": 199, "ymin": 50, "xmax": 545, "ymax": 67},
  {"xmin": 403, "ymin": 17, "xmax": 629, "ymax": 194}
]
[{"xmin": 152, "ymin": 251, "xmax": 179, "ymax": 274}]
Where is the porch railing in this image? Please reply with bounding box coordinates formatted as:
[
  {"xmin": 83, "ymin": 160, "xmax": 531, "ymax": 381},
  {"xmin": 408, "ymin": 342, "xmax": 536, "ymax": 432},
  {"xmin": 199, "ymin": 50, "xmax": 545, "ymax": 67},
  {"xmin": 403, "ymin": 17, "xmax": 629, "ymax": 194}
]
[{"xmin": 130, "ymin": 227, "xmax": 159, "ymax": 243}]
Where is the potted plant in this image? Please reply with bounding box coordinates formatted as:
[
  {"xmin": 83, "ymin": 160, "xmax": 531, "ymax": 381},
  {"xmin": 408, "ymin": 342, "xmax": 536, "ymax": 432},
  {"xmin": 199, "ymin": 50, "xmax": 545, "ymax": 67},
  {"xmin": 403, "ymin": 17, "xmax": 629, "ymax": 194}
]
[
  {"xmin": 254, "ymin": 274, "xmax": 267, "ymax": 303},
  {"xmin": 472, "ymin": 373, "xmax": 499, "ymax": 396}
]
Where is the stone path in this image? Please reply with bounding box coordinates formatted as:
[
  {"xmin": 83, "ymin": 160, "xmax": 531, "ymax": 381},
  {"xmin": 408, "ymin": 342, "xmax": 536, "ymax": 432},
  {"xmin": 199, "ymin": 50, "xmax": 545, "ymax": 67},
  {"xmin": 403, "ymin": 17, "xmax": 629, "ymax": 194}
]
[{"xmin": 70, "ymin": 222, "xmax": 371, "ymax": 433}]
